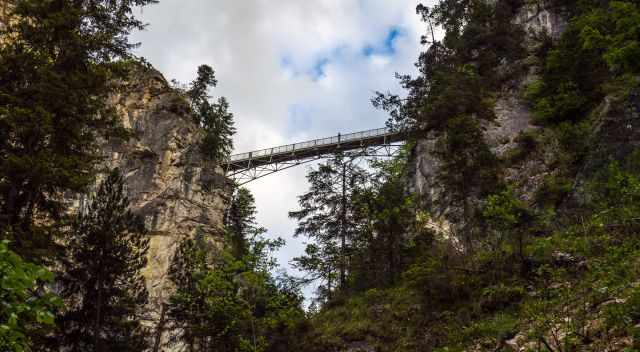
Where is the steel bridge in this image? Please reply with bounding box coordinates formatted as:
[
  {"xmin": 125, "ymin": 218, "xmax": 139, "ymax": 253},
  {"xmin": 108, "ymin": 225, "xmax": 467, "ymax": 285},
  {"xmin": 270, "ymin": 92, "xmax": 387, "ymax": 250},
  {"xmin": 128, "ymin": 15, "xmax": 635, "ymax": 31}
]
[{"xmin": 225, "ymin": 127, "xmax": 407, "ymax": 185}]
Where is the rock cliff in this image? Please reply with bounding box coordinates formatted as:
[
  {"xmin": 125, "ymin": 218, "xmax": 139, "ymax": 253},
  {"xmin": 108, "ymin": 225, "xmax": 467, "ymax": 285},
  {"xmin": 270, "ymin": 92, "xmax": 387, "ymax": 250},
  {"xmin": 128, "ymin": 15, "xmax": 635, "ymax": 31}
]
[
  {"xmin": 408, "ymin": 2, "xmax": 567, "ymax": 236},
  {"xmin": 98, "ymin": 66, "xmax": 231, "ymax": 340},
  {"xmin": 0, "ymin": 2, "xmax": 230, "ymax": 347}
]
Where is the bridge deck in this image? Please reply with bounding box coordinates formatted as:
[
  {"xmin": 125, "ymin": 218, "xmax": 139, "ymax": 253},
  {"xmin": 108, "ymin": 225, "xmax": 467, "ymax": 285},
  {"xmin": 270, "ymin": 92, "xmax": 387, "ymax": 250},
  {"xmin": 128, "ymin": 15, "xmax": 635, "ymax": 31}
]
[{"xmin": 226, "ymin": 127, "xmax": 405, "ymax": 172}]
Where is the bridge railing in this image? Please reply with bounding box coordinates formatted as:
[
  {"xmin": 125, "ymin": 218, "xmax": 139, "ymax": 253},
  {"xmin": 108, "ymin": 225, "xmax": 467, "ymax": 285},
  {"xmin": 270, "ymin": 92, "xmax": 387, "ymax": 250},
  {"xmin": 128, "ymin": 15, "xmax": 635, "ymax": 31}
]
[{"xmin": 229, "ymin": 127, "xmax": 393, "ymax": 163}]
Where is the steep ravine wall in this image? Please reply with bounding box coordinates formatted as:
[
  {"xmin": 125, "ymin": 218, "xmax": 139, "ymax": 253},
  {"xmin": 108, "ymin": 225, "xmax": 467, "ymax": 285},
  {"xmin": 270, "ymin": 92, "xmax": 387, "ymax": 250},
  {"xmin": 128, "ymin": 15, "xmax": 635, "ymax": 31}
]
[
  {"xmin": 0, "ymin": 3, "xmax": 230, "ymax": 348},
  {"xmin": 408, "ymin": 2, "xmax": 567, "ymax": 234},
  {"xmin": 98, "ymin": 66, "xmax": 231, "ymax": 343}
]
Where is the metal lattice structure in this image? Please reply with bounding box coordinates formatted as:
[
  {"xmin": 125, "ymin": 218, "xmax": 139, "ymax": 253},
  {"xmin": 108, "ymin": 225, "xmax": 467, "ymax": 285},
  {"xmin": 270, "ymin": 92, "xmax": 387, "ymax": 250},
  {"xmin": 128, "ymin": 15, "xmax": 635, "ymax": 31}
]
[{"xmin": 225, "ymin": 127, "xmax": 407, "ymax": 185}]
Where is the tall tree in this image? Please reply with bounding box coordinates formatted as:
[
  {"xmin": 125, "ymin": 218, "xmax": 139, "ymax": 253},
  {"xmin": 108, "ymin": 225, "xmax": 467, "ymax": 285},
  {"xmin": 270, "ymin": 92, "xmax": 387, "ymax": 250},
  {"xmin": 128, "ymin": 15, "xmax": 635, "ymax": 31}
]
[
  {"xmin": 57, "ymin": 169, "xmax": 150, "ymax": 352},
  {"xmin": 187, "ymin": 64, "xmax": 236, "ymax": 163},
  {"xmin": 167, "ymin": 189, "xmax": 305, "ymax": 352},
  {"xmin": 350, "ymin": 155, "xmax": 417, "ymax": 288},
  {"xmin": 226, "ymin": 188, "xmax": 263, "ymax": 259},
  {"xmin": 166, "ymin": 234, "xmax": 244, "ymax": 351},
  {"xmin": 289, "ymin": 155, "xmax": 367, "ymax": 297},
  {"xmin": 0, "ymin": 0, "xmax": 157, "ymax": 260}
]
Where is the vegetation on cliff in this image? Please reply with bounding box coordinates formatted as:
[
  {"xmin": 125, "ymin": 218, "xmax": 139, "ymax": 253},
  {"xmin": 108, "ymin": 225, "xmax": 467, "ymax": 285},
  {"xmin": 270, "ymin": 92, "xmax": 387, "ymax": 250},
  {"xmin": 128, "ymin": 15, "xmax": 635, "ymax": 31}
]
[
  {"xmin": 0, "ymin": 1, "xmax": 243, "ymax": 351},
  {"xmin": 3, "ymin": 0, "xmax": 640, "ymax": 351},
  {"xmin": 166, "ymin": 188, "xmax": 306, "ymax": 352},
  {"xmin": 0, "ymin": 0, "xmax": 156, "ymax": 350},
  {"xmin": 292, "ymin": 0, "xmax": 640, "ymax": 351},
  {"xmin": 56, "ymin": 169, "xmax": 150, "ymax": 351}
]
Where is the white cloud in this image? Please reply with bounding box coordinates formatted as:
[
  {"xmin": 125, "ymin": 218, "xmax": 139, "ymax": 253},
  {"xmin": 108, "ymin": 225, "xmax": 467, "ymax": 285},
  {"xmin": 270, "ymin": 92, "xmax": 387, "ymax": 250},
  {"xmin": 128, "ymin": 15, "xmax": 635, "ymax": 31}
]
[{"xmin": 130, "ymin": 0, "xmax": 433, "ymax": 298}]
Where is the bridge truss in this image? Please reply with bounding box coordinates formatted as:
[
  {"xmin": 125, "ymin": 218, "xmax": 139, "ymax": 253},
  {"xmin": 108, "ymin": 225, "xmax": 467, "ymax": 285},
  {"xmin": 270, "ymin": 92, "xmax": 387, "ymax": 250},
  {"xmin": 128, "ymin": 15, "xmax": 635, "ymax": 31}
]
[{"xmin": 225, "ymin": 127, "xmax": 407, "ymax": 185}]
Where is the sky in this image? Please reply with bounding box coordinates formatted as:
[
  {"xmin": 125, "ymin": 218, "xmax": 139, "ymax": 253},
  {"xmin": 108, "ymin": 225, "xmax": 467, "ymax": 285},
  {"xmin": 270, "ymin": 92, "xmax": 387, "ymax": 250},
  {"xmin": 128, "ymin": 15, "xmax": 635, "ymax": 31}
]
[{"xmin": 129, "ymin": 0, "xmax": 431, "ymax": 298}]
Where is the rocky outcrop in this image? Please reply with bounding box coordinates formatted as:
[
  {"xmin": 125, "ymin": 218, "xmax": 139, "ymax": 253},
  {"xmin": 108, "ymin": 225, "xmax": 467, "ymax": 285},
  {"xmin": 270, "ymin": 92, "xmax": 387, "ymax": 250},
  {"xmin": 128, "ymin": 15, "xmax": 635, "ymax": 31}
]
[
  {"xmin": 0, "ymin": 4, "xmax": 231, "ymax": 347},
  {"xmin": 515, "ymin": 1, "xmax": 567, "ymax": 41},
  {"xmin": 0, "ymin": 1, "xmax": 9, "ymax": 30},
  {"xmin": 409, "ymin": 2, "xmax": 567, "ymax": 233},
  {"xmin": 90, "ymin": 66, "xmax": 231, "ymax": 343}
]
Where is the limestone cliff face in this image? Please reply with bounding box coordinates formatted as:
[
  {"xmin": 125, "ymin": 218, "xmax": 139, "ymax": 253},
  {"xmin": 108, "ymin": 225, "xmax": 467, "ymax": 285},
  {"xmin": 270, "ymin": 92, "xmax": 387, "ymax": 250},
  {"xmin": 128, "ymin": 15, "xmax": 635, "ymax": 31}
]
[
  {"xmin": 408, "ymin": 2, "xmax": 567, "ymax": 236},
  {"xmin": 99, "ymin": 66, "xmax": 231, "ymax": 330},
  {"xmin": 0, "ymin": 3, "xmax": 231, "ymax": 346}
]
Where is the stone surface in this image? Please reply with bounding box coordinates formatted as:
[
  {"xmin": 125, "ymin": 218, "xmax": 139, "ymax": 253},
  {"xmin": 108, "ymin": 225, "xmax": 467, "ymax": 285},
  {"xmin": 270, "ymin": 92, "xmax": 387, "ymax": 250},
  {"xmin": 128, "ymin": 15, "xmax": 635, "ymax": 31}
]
[
  {"xmin": 515, "ymin": 1, "xmax": 567, "ymax": 41},
  {"xmin": 409, "ymin": 3, "xmax": 567, "ymax": 234},
  {"xmin": 0, "ymin": 5, "xmax": 231, "ymax": 348},
  {"xmin": 93, "ymin": 66, "xmax": 231, "ymax": 345}
]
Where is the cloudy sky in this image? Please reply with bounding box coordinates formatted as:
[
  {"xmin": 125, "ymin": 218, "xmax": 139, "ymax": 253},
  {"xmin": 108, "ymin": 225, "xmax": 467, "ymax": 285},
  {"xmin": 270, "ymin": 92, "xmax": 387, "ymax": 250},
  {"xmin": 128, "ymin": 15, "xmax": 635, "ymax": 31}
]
[{"xmin": 130, "ymin": 0, "xmax": 431, "ymax": 297}]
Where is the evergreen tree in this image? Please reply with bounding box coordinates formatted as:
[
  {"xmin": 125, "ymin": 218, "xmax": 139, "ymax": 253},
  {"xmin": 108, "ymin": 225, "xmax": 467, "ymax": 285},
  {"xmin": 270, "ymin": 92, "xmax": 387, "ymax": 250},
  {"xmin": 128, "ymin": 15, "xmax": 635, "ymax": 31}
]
[
  {"xmin": 289, "ymin": 155, "xmax": 367, "ymax": 297},
  {"xmin": 187, "ymin": 64, "xmax": 236, "ymax": 162},
  {"xmin": 57, "ymin": 169, "xmax": 150, "ymax": 352},
  {"xmin": 350, "ymin": 155, "xmax": 417, "ymax": 288},
  {"xmin": 0, "ymin": 0, "xmax": 157, "ymax": 260},
  {"xmin": 164, "ymin": 246, "xmax": 235, "ymax": 352},
  {"xmin": 434, "ymin": 115, "xmax": 500, "ymax": 245},
  {"xmin": 226, "ymin": 188, "xmax": 263, "ymax": 259},
  {"xmin": 167, "ymin": 189, "xmax": 305, "ymax": 351}
]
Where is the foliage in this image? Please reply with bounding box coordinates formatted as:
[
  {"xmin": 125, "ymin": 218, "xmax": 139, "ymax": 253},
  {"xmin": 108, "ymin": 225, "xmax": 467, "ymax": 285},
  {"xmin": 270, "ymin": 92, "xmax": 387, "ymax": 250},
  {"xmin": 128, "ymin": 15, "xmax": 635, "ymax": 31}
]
[
  {"xmin": 349, "ymin": 150, "xmax": 419, "ymax": 290},
  {"xmin": 579, "ymin": 1, "xmax": 640, "ymax": 74},
  {"xmin": 167, "ymin": 237, "xmax": 255, "ymax": 351},
  {"xmin": 57, "ymin": 169, "xmax": 150, "ymax": 352},
  {"xmin": 289, "ymin": 155, "xmax": 368, "ymax": 298},
  {"xmin": 525, "ymin": 1, "xmax": 640, "ymax": 126},
  {"xmin": 187, "ymin": 65, "xmax": 236, "ymax": 163},
  {"xmin": 300, "ymin": 1, "xmax": 640, "ymax": 351},
  {"xmin": 502, "ymin": 130, "xmax": 539, "ymax": 165},
  {"xmin": 0, "ymin": 240, "xmax": 61, "ymax": 352},
  {"xmin": 482, "ymin": 188, "xmax": 534, "ymax": 271},
  {"xmin": 227, "ymin": 188, "xmax": 265, "ymax": 259},
  {"xmin": 168, "ymin": 188, "xmax": 306, "ymax": 352},
  {"xmin": 302, "ymin": 286, "xmax": 425, "ymax": 352},
  {"xmin": 373, "ymin": 0, "xmax": 525, "ymax": 132},
  {"xmin": 0, "ymin": 0, "xmax": 156, "ymax": 260},
  {"xmin": 435, "ymin": 115, "xmax": 500, "ymax": 219}
]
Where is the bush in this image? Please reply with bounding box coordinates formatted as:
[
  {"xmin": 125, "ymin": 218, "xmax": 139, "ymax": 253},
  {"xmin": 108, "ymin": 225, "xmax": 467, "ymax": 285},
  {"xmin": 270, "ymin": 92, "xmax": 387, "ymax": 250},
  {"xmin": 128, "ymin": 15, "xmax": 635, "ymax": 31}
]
[{"xmin": 0, "ymin": 241, "xmax": 61, "ymax": 351}]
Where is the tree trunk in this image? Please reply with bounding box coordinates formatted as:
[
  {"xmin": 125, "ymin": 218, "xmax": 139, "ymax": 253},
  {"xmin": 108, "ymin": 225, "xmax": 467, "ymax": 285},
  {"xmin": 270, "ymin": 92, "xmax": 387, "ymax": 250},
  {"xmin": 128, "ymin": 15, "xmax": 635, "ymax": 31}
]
[
  {"xmin": 340, "ymin": 162, "xmax": 347, "ymax": 289},
  {"xmin": 94, "ymin": 270, "xmax": 103, "ymax": 352}
]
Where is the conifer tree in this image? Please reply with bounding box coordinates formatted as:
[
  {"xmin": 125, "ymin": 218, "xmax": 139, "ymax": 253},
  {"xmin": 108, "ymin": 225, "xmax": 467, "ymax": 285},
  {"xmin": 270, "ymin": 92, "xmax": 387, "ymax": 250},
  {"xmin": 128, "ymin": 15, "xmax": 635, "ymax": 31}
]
[
  {"xmin": 350, "ymin": 155, "xmax": 417, "ymax": 288},
  {"xmin": 57, "ymin": 169, "xmax": 150, "ymax": 352},
  {"xmin": 226, "ymin": 188, "xmax": 264, "ymax": 259},
  {"xmin": 289, "ymin": 155, "xmax": 367, "ymax": 297},
  {"xmin": 165, "ymin": 234, "xmax": 223, "ymax": 351},
  {"xmin": 0, "ymin": 0, "xmax": 157, "ymax": 259},
  {"xmin": 187, "ymin": 64, "xmax": 236, "ymax": 162},
  {"xmin": 167, "ymin": 189, "xmax": 305, "ymax": 352}
]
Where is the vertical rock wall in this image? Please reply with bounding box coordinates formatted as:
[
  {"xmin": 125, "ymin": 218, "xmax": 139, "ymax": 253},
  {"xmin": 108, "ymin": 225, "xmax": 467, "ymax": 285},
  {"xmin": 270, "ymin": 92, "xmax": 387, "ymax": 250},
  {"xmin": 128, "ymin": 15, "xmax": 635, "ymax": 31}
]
[
  {"xmin": 0, "ymin": 4, "xmax": 231, "ymax": 346},
  {"xmin": 101, "ymin": 66, "xmax": 231, "ymax": 341},
  {"xmin": 408, "ymin": 2, "xmax": 567, "ymax": 235}
]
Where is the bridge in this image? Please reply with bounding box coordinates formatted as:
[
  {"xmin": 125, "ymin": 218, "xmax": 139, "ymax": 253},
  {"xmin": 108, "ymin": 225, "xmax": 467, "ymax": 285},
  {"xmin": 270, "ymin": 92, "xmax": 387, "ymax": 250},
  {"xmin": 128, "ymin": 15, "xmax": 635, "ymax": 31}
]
[{"xmin": 225, "ymin": 127, "xmax": 407, "ymax": 185}]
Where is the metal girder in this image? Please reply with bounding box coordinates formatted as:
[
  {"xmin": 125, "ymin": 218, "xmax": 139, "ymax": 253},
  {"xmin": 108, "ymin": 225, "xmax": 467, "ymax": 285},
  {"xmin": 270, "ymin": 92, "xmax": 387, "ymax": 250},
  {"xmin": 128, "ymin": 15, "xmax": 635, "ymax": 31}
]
[{"xmin": 227, "ymin": 143, "xmax": 403, "ymax": 185}]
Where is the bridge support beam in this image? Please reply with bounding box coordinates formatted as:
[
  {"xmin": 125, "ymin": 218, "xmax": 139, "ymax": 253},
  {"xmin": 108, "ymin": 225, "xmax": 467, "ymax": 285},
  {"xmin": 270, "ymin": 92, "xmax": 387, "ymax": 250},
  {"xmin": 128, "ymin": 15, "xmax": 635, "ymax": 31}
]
[{"xmin": 227, "ymin": 144, "xmax": 404, "ymax": 185}]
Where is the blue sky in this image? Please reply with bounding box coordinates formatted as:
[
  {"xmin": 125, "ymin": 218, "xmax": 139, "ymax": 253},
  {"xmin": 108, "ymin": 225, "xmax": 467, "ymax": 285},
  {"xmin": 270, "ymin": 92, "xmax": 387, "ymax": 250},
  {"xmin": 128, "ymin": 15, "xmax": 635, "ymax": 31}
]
[{"xmin": 130, "ymin": 0, "xmax": 430, "ymax": 299}]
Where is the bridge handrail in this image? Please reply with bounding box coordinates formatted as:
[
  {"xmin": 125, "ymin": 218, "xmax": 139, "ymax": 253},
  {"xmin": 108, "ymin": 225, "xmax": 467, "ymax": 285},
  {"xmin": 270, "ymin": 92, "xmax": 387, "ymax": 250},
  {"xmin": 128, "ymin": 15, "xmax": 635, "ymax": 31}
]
[{"xmin": 228, "ymin": 127, "xmax": 394, "ymax": 162}]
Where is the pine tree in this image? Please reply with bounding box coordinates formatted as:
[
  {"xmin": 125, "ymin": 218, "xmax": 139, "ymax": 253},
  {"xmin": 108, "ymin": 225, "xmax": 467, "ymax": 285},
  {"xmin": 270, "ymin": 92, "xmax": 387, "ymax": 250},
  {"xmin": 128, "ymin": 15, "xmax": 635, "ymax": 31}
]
[
  {"xmin": 0, "ymin": 0, "xmax": 157, "ymax": 260},
  {"xmin": 289, "ymin": 155, "xmax": 367, "ymax": 298},
  {"xmin": 165, "ymin": 234, "xmax": 225, "ymax": 351},
  {"xmin": 57, "ymin": 169, "xmax": 150, "ymax": 352},
  {"xmin": 167, "ymin": 189, "xmax": 305, "ymax": 351},
  {"xmin": 350, "ymin": 155, "xmax": 416, "ymax": 288},
  {"xmin": 226, "ymin": 188, "xmax": 265, "ymax": 259},
  {"xmin": 187, "ymin": 64, "xmax": 236, "ymax": 163}
]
